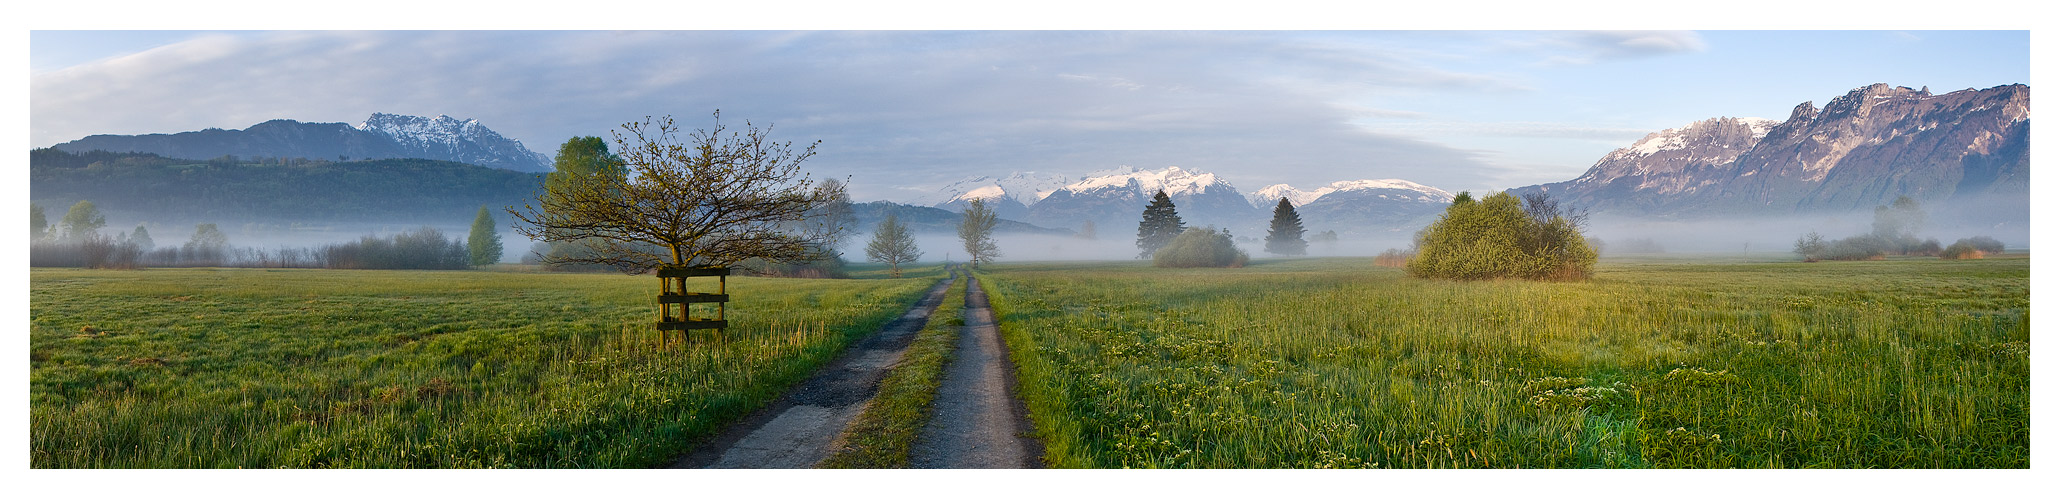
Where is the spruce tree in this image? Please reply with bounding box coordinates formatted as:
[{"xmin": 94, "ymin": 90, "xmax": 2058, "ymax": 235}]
[
  {"xmin": 1263, "ymin": 197, "xmax": 1307, "ymax": 256},
  {"xmin": 468, "ymin": 206, "xmax": 503, "ymax": 266},
  {"xmin": 864, "ymin": 214, "xmax": 922, "ymax": 277},
  {"xmin": 1135, "ymin": 190, "xmax": 1185, "ymax": 259}
]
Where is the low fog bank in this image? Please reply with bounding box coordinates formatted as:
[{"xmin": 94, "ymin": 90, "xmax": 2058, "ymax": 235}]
[
  {"xmin": 93, "ymin": 217, "xmax": 533, "ymax": 264},
  {"xmin": 833, "ymin": 230, "xmax": 1422, "ymax": 264},
  {"xmin": 1584, "ymin": 204, "xmax": 2030, "ymax": 256}
]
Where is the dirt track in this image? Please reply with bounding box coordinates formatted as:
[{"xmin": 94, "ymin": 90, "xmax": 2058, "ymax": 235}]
[
  {"xmin": 909, "ymin": 275, "xmax": 1043, "ymax": 468},
  {"xmin": 670, "ymin": 277, "xmax": 956, "ymax": 469}
]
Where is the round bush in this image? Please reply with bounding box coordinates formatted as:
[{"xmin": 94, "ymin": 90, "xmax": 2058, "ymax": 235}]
[{"xmin": 1153, "ymin": 228, "xmax": 1248, "ymax": 268}]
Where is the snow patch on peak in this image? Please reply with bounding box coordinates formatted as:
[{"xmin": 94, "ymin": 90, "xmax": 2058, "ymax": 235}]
[
  {"xmin": 1063, "ymin": 165, "xmax": 1226, "ymax": 198},
  {"xmin": 922, "ymin": 172, "xmax": 1071, "ymax": 207},
  {"xmin": 1248, "ymin": 179, "xmax": 1452, "ymax": 208},
  {"xmin": 952, "ymin": 185, "xmax": 1009, "ymax": 203}
]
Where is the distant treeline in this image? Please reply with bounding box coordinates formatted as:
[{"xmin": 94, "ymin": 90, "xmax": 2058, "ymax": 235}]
[
  {"xmin": 29, "ymin": 148, "xmax": 541, "ymax": 225},
  {"xmin": 32, "ymin": 226, "xmax": 474, "ymax": 270}
]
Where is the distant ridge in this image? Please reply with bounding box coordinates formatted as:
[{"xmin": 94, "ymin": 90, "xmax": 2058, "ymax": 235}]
[{"xmin": 51, "ymin": 113, "xmax": 552, "ymax": 172}]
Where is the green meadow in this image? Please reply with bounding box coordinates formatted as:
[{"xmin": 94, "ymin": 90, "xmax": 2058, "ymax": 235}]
[
  {"xmin": 29, "ymin": 266, "xmax": 939, "ymax": 468},
  {"xmin": 30, "ymin": 256, "xmax": 2030, "ymax": 468},
  {"xmin": 983, "ymin": 256, "xmax": 2029, "ymax": 468}
]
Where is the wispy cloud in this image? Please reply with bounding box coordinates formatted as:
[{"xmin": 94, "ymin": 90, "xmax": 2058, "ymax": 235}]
[{"xmin": 1528, "ymin": 30, "xmax": 1708, "ymax": 66}]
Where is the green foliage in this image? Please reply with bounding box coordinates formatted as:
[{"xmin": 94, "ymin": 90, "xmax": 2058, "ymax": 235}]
[
  {"xmin": 511, "ymin": 114, "xmax": 843, "ymax": 274},
  {"xmin": 820, "ymin": 277, "xmax": 966, "ymax": 468},
  {"xmin": 982, "ymin": 257, "xmax": 2028, "ymax": 468},
  {"xmin": 182, "ymin": 223, "xmax": 230, "ymax": 264},
  {"xmin": 468, "ymin": 207, "xmax": 503, "ymax": 266},
  {"xmin": 1134, "ymin": 190, "xmax": 1185, "ymax": 259},
  {"xmin": 1406, "ymin": 192, "xmax": 1595, "ymax": 281},
  {"xmin": 958, "ymin": 198, "xmax": 1000, "ymax": 268},
  {"xmin": 1263, "ymin": 198, "xmax": 1307, "ymax": 257},
  {"xmin": 59, "ymin": 200, "xmax": 106, "ymax": 243},
  {"xmin": 1152, "ymin": 228, "xmax": 1248, "ymax": 268},
  {"xmin": 30, "ymin": 267, "xmax": 934, "ymax": 468},
  {"xmin": 127, "ymin": 225, "xmax": 155, "ymax": 253},
  {"xmin": 31, "ymin": 203, "xmax": 50, "ymax": 241},
  {"xmin": 865, "ymin": 214, "xmax": 923, "ymax": 277}
]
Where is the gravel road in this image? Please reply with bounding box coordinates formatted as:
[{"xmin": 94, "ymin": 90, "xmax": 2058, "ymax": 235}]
[
  {"xmin": 909, "ymin": 275, "xmax": 1043, "ymax": 468},
  {"xmin": 670, "ymin": 277, "xmax": 956, "ymax": 469}
]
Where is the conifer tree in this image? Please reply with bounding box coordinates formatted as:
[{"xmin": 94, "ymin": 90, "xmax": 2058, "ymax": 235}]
[
  {"xmin": 1134, "ymin": 190, "xmax": 1185, "ymax": 259},
  {"xmin": 1263, "ymin": 197, "xmax": 1307, "ymax": 256},
  {"xmin": 468, "ymin": 206, "xmax": 503, "ymax": 266},
  {"xmin": 864, "ymin": 213, "xmax": 922, "ymax": 277}
]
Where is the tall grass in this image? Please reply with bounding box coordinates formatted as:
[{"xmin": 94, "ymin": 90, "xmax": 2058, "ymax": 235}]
[
  {"xmin": 30, "ymin": 267, "xmax": 937, "ymax": 468},
  {"xmin": 984, "ymin": 256, "xmax": 2029, "ymax": 468}
]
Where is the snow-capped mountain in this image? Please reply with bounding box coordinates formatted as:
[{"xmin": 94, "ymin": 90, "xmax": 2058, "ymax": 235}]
[
  {"xmin": 924, "ymin": 172, "xmax": 1071, "ymax": 221},
  {"xmin": 1247, "ymin": 179, "xmax": 1453, "ymax": 208},
  {"xmin": 924, "ymin": 172, "xmax": 1067, "ymax": 204},
  {"xmin": 1026, "ymin": 166, "xmax": 1260, "ymax": 234},
  {"xmin": 355, "ymin": 113, "xmax": 551, "ymax": 172},
  {"xmin": 1515, "ymin": 83, "xmax": 2029, "ymax": 218},
  {"xmin": 1292, "ymin": 180, "xmax": 1456, "ymax": 236},
  {"xmin": 52, "ymin": 113, "xmax": 553, "ymax": 172}
]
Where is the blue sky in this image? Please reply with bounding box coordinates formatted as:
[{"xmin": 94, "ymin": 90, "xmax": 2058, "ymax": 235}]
[{"xmin": 25, "ymin": 28, "xmax": 2031, "ymax": 203}]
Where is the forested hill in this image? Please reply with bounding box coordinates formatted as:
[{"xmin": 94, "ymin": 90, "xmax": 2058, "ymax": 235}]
[{"xmin": 30, "ymin": 148, "xmax": 543, "ymax": 227}]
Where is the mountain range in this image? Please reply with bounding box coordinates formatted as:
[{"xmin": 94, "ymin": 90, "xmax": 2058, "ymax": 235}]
[
  {"xmin": 35, "ymin": 82, "xmax": 2031, "ymax": 247},
  {"xmin": 1511, "ymin": 83, "xmax": 2029, "ymax": 219},
  {"xmin": 51, "ymin": 113, "xmax": 553, "ymax": 172}
]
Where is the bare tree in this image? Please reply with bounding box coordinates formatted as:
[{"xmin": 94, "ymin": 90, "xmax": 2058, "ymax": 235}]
[
  {"xmin": 958, "ymin": 198, "xmax": 1000, "ymax": 268},
  {"xmin": 510, "ymin": 113, "xmax": 844, "ymax": 274},
  {"xmin": 864, "ymin": 214, "xmax": 922, "ymax": 277}
]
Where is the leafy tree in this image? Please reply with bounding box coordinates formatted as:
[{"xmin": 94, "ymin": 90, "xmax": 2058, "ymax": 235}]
[
  {"xmin": 1406, "ymin": 191, "xmax": 1595, "ymax": 280},
  {"xmin": 129, "ymin": 225, "xmax": 155, "ymax": 253},
  {"xmin": 1872, "ymin": 195, "xmax": 1925, "ymax": 241},
  {"xmin": 1263, "ymin": 198, "xmax": 1308, "ymax": 256},
  {"xmin": 183, "ymin": 223, "xmax": 230, "ymax": 265},
  {"xmin": 30, "ymin": 203, "xmax": 49, "ymax": 241},
  {"xmin": 1135, "ymin": 190, "xmax": 1185, "ymax": 259},
  {"xmin": 1153, "ymin": 227, "xmax": 1248, "ymax": 268},
  {"xmin": 468, "ymin": 206, "xmax": 503, "ymax": 266},
  {"xmin": 510, "ymin": 113, "xmax": 845, "ymax": 274},
  {"xmin": 958, "ymin": 198, "xmax": 1000, "ymax": 268},
  {"xmin": 59, "ymin": 200, "xmax": 106, "ymax": 242},
  {"xmin": 864, "ymin": 214, "xmax": 922, "ymax": 277},
  {"xmin": 532, "ymin": 136, "xmax": 628, "ymax": 270},
  {"xmin": 1312, "ymin": 230, "xmax": 1339, "ymax": 247}
]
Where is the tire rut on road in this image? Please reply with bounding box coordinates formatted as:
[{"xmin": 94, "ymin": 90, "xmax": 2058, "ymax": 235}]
[{"xmin": 669, "ymin": 276, "xmax": 957, "ymax": 469}]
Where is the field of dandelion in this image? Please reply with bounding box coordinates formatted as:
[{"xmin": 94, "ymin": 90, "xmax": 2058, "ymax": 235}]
[
  {"xmin": 983, "ymin": 255, "xmax": 2029, "ymax": 468},
  {"xmin": 28, "ymin": 266, "xmax": 941, "ymax": 468}
]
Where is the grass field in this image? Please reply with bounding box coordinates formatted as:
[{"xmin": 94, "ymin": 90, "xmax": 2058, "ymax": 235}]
[
  {"xmin": 983, "ymin": 255, "xmax": 2030, "ymax": 468},
  {"xmin": 29, "ymin": 265, "xmax": 942, "ymax": 468}
]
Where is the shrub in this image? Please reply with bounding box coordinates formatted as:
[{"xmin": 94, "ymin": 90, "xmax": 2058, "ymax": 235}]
[
  {"xmin": 1153, "ymin": 228, "xmax": 1248, "ymax": 268},
  {"xmin": 1373, "ymin": 248, "xmax": 1413, "ymax": 268},
  {"xmin": 1406, "ymin": 191, "xmax": 1595, "ymax": 280},
  {"xmin": 1942, "ymin": 236, "xmax": 2005, "ymax": 260},
  {"xmin": 321, "ymin": 227, "xmax": 470, "ymax": 270}
]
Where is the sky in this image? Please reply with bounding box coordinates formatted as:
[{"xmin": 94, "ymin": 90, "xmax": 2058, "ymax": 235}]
[{"xmin": 20, "ymin": 14, "xmax": 2036, "ymax": 206}]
